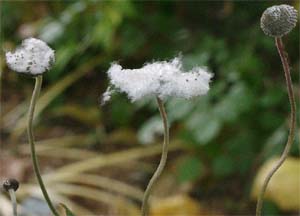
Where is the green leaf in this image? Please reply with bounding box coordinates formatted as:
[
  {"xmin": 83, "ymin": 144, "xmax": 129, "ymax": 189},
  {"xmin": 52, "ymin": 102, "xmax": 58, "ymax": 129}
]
[
  {"xmin": 60, "ymin": 203, "xmax": 76, "ymax": 216},
  {"xmin": 212, "ymin": 155, "xmax": 235, "ymax": 177},
  {"xmin": 138, "ymin": 116, "xmax": 163, "ymax": 144},
  {"xmin": 186, "ymin": 112, "xmax": 221, "ymax": 145},
  {"xmin": 262, "ymin": 200, "xmax": 280, "ymax": 215},
  {"xmin": 213, "ymin": 83, "xmax": 255, "ymax": 123},
  {"xmin": 111, "ymin": 97, "xmax": 133, "ymax": 126},
  {"xmin": 166, "ymin": 98, "xmax": 194, "ymax": 121},
  {"xmin": 177, "ymin": 156, "xmax": 204, "ymax": 183}
]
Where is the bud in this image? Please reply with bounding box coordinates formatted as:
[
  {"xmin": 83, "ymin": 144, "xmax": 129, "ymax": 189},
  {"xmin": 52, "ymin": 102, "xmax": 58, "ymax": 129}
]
[
  {"xmin": 3, "ymin": 179, "xmax": 19, "ymax": 192},
  {"xmin": 260, "ymin": 4, "xmax": 298, "ymax": 37}
]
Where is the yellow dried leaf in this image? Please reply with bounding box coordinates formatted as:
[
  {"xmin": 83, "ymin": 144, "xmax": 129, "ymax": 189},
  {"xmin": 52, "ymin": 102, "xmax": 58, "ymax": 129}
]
[
  {"xmin": 251, "ymin": 157, "xmax": 300, "ymax": 210},
  {"xmin": 150, "ymin": 195, "xmax": 202, "ymax": 216}
]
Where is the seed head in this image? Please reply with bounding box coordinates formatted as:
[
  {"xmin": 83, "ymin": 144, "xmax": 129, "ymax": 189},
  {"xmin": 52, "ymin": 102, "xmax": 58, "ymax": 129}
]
[
  {"xmin": 102, "ymin": 57, "xmax": 213, "ymax": 103},
  {"xmin": 260, "ymin": 4, "xmax": 298, "ymax": 37},
  {"xmin": 2, "ymin": 179, "xmax": 19, "ymax": 192},
  {"xmin": 5, "ymin": 38, "xmax": 55, "ymax": 75}
]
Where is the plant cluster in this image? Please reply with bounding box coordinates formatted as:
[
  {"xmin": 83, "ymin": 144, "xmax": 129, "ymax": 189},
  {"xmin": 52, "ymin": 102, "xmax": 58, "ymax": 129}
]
[{"xmin": 1, "ymin": 1, "xmax": 299, "ymax": 216}]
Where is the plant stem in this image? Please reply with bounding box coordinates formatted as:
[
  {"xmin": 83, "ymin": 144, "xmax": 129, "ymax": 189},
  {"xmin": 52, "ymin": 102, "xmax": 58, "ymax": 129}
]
[
  {"xmin": 256, "ymin": 37, "xmax": 296, "ymax": 216},
  {"xmin": 141, "ymin": 97, "xmax": 169, "ymax": 216},
  {"xmin": 8, "ymin": 189, "xmax": 17, "ymax": 216},
  {"xmin": 28, "ymin": 75, "xmax": 59, "ymax": 216}
]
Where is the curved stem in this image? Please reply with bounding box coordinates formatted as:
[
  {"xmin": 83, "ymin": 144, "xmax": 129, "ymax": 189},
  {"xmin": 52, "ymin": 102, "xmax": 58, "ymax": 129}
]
[
  {"xmin": 256, "ymin": 37, "xmax": 296, "ymax": 216},
  {"xmin": 8, "ymin": 189, "xmax": 17, "ymax": 216},
  {"xmin": 141, "ymin": 97, "xmax": 169, "ymax": 216},
  {"xmin": 28, "ymin": 75, "xmax": 59, "ymax": 216}
]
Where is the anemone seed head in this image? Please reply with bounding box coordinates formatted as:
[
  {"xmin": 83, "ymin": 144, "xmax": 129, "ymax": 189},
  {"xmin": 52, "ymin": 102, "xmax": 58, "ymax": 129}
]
[
  {"xmin": 5, "ymin": 38, "xmax": 55, "ymax": 75},
  {"xmin": 260, "ymin": 4, "xmax": 298, "ymax": 37},
  {"xmin": 103, "ymin": 57, "xmax": 213, "ymax": 103}
]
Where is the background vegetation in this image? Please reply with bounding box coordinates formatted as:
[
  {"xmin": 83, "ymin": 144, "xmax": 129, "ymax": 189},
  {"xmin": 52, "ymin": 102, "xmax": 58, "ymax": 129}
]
[{"xmin": 1, "ymin": 1, "xmax": 299, "ymax": 215}]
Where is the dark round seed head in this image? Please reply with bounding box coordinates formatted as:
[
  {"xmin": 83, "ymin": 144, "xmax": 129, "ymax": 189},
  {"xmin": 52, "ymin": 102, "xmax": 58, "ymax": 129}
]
[
  {"xmin": 260, "ymin": 4, "xmax": 298, "ymax": 37},
  {"xmin": 2, "ymin": 179, "xmax": 19, "ymax": 192}
]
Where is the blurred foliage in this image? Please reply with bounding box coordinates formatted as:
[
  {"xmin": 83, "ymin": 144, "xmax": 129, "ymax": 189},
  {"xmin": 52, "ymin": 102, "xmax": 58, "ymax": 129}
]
[{"xmin": 1, "ymin": 0, "xmax": 299, "ymax": 215}]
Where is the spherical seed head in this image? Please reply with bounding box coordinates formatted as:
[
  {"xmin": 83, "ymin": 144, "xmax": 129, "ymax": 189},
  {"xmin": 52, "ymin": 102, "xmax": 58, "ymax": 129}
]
[
  {"xmin": 260, "ymin": 4, "xmax": 298, "ymax": 37},
  {"xmin": 3, "ymin": 179, "xmax": 19, "ymax": 192}
]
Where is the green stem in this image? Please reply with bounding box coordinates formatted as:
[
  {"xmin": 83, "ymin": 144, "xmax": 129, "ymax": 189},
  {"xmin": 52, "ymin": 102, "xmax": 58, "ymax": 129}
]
[
  {"xmin": 141, "ymin": 97, "xmax": 169, "ymax": 216},
  {"xmin": 256, "ymin": 37, "xmax": 296, "ymax": 216},
  {"xmin": 28, "ymin": 75, "xmax": 59, "ymax": 216},
  {"xmin": 8, "ymin": 189, "xmax": 17, "ymax": 216}
]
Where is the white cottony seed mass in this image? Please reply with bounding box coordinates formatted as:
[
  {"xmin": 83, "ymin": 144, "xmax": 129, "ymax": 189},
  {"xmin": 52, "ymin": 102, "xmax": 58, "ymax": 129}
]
[
  {"xmin": 103, "ymin": 57, "xmax": 213, "ymax": 103},
  {"xmin": 5, "ymin": 38, "xmax": 55, "ymax": 75}
]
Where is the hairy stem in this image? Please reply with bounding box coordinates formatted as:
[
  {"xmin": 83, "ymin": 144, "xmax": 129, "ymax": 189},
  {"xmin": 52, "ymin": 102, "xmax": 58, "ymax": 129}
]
[
  {"xmin": 8, "ymin": 189, "xmax": 17, "ymax": 216},
  {"xmin": 256, "ymin": 37, "xmax": 296, "ymax": 216},
  {"xmin": 141, "ymin": 97, "xmax": 169, "ymax": 216},
  {"xmin": 28, "ymin": 75, "xmax": 59, "ymax": 216}
]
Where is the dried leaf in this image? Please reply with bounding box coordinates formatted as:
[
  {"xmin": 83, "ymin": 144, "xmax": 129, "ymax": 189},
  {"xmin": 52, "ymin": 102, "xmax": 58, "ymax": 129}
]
[{"xmin": 252, "ymin": 157, "xmax": 300, "ymax": 210}]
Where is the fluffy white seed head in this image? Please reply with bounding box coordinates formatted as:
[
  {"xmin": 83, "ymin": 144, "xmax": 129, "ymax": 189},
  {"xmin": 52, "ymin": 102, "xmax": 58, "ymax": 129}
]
[
  {"xmin": 103, "ymin": 57, "xmax": 212, "ymax": 103},
  {"xmin": 5, "ymin": 38, "xmax": 55, "ymax": 75}
]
